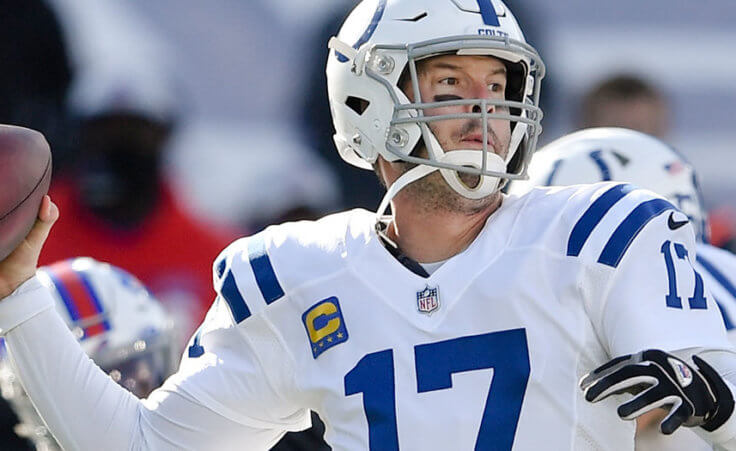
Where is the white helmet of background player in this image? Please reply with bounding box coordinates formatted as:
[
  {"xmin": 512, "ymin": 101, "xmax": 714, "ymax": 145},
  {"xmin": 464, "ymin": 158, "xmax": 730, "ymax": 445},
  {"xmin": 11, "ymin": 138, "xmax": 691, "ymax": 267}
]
[
  {"xmin": 509, "ymin": 127, "xmax": 710, "ymax": 242},
  {"xmin": 326, "ymin": 0, "xmax": 545, "ymax": 220},
  {"xmin": 0, "ymin": 257, "xmax": 177, "ymax": 451}
]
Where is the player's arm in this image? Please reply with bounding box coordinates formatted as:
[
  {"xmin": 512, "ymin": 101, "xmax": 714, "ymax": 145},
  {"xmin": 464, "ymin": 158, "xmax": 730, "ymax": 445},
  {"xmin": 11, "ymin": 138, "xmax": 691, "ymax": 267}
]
[
  {"xmin": 575, "ymin": 190, "xmax": 736, "ymax": 447},
  {"xmin": 0, "ymin": 198, "xmax": 306, "ymax": 450}
]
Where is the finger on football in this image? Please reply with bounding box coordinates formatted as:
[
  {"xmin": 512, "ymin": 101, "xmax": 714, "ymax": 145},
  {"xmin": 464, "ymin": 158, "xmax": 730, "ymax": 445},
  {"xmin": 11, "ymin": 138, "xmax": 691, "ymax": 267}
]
[
  {"xmin": 25, "ymin": 196, "xmax": 58, "ymax": 250},
  {"xmin": 583, "ymin": 369, "xmax": 657, "ymax": 403},
  {"xmin": 618, "ymin": 391, "xmax": 677, "ymax": 420}
]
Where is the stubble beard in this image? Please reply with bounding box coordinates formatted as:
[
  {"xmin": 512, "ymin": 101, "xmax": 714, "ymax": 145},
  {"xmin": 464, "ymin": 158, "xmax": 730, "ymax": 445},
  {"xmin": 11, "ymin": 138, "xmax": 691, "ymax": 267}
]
[{"xmin": 393, "ymin": 120, "xmax": 509, "ymax": 216}]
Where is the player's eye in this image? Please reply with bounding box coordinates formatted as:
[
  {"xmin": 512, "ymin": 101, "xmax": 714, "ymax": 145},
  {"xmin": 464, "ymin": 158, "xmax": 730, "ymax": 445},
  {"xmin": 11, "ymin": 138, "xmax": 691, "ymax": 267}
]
[
  {"xmin": 439, "ymin": 77, "xmax": 459, "ymax": 86},
  {"xmin": 488, "ymin": 83, "xmax": 505, "ymax": 93}
]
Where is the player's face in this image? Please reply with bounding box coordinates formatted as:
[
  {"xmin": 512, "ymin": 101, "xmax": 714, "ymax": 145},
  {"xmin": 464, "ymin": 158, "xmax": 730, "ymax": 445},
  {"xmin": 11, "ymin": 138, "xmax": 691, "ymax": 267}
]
[
  {"xmin": 406, "ymin": 54, "xmax": 512, "ymax": 163},
  {"xmin": 388, "ymin": 54, "xmax": 510, "ymax": 214}
]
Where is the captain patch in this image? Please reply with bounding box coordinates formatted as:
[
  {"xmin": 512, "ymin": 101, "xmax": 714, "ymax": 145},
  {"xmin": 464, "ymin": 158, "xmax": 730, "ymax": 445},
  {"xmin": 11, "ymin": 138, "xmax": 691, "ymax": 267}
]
[{"xmin": 302, "ymin": 297, "xmax": 349, "ymax": 359}]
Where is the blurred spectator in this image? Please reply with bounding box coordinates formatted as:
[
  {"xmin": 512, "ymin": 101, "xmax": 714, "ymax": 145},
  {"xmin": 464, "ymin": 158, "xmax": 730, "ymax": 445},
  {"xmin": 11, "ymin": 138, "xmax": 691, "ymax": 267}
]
[
  {"xmin": 165, "ymin": 121, "xmax": 340, "ymax": 233},
  {"xmin": 33, "ymin": 0, "xmax": 237, "ymax": 341},
  {"xmin": 578, "ymin": 73, "xmax": 669, "ymax": 139},
  {"xmin": 38, "ymin": 105, "xmax": 235, "ymax": 343},
  {"xmin": 124, "ymin": 0, "xmax": 349, "ymax": 230}
]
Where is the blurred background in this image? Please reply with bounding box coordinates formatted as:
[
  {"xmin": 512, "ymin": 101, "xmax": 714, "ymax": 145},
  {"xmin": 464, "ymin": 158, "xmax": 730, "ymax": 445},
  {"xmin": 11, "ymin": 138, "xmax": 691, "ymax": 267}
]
[{"xmin": 1, "ymin": 0, "xmax": 736, "ymax": 448}]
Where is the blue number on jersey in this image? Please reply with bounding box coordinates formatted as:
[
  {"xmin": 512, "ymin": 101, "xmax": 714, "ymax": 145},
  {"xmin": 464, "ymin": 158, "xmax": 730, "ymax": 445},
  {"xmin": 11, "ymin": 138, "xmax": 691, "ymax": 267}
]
[
  {"xmin": 345, "ymin": 329, "xmax": 530, "ymax": 450},
  {"xmin": 661, "ymin": 240, "xmax": 707, "ymax": 309},
  {"xmin": 345, "ymin": 350, "xmax": 399, "ymax": 450}
]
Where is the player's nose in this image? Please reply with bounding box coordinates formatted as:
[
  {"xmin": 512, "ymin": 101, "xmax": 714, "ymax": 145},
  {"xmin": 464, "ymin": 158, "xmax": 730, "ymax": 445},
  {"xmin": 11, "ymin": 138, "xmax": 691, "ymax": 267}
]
[
  {"xmin": 471, "ymin": 103, "xmax": 495, "ymax": 114},
  {"xmin": 469, "ymin": 83, "xmax": 496, "ymax": 114}
]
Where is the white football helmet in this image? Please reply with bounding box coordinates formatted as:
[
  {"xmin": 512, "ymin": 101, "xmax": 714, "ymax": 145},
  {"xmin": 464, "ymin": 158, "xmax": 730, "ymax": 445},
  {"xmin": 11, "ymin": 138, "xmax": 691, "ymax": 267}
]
[
  {"xmin": 326, "ymin": 0, "xmax": 545, "ymax": 219},
  {"xmin": 0, "ymin": 257, "xmax": 178, "ymax": 451},
  {"xmin": 509, "ymin": 127, "xmax": 710, "ymax": 242}
]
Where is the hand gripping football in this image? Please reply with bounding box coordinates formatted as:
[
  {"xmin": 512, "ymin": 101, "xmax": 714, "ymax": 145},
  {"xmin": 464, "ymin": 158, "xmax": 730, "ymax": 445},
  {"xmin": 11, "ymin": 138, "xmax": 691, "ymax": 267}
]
[{"xmin": 0, "ymin": 125, "xmax": 52, "ymax": 260}]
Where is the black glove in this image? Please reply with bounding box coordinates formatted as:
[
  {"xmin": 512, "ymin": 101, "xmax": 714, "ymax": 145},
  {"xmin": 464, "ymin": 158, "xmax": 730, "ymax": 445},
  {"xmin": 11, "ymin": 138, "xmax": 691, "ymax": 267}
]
[{"xmin": 579, "ymin": 349, "xmax": 734, "ymax": 435}]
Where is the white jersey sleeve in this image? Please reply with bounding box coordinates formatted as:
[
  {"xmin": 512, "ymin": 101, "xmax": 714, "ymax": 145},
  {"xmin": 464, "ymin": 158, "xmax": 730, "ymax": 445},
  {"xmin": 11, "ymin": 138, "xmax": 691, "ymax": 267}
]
[
  {"xmin": 169, "ymin": 236, "xmax": 311, "ymax": 432},
  {"xmin": 566, "ymin": 183, "xmax": 732, "ymax": 356},
  {"xmin": 633, "ymin": 240, "xmax": 736, "ymax": 451},
  {"xmin": 0, "ymin": 236, "xmax": 310, "ymax": 451}
]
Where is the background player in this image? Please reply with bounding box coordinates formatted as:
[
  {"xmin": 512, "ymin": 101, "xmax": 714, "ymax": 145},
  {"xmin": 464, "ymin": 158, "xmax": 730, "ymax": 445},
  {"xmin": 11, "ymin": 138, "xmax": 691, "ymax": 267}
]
[
  {"xmin": 2, "ymin": 1, "xmax": 736, "ymax": 449},
  {"xmin": 509, "ymin": 127, "xmax": 736, "ymax": 450},
  {"xmin": 0, "ymin": 257, "xmax": 178, "ymax": 450},
  {"xmin": 578, "ymin": 75, "xmax": 669, "ymax": 140}
]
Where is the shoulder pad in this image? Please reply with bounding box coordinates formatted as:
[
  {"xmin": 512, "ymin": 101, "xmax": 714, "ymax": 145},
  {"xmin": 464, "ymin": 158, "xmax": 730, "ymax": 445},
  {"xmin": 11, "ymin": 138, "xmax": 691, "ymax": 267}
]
[
  {"xmin": 210, "ymin": 234, "xmax": 285, "ymax": 324},
  {"xmin": 211, "ymin": 211, "xmax": 366, "ymax": 324}
]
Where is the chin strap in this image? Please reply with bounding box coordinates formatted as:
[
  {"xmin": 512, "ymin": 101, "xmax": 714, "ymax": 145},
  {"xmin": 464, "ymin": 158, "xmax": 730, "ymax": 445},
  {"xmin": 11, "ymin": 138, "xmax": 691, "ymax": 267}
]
[
  {"xmin": 375, "ymin": 164, "xmax": 437, "ymax": 245},
  {"xmin": 375, "ymin": 118, "xmax": 528, "ymax": 240}
]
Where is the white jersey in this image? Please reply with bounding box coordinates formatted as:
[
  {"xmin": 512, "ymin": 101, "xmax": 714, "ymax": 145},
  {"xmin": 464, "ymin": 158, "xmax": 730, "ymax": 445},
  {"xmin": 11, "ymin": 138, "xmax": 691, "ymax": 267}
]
[{"xmin": 0, "ymin": 182, "xmax": 733, "ymax": 451}]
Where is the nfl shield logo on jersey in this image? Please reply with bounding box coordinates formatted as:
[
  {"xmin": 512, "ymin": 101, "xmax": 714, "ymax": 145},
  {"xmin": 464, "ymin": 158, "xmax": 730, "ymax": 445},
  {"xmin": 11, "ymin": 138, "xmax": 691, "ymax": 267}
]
[{"xmin": 416, "ymin": 286, "xmax": 440, "ymax": 315}]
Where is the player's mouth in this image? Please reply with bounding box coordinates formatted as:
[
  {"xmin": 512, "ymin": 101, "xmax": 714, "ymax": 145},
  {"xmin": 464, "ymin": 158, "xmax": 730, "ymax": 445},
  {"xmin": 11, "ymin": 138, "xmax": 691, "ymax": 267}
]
[{"xmin": 460, "ymin": 133, "xmax": 494, "ymax": 150}]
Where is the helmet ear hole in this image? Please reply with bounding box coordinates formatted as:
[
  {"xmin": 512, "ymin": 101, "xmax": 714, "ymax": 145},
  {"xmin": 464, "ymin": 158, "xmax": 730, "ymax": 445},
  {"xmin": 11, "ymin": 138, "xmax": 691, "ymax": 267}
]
[
  {"xmin": 345, "ymin": 96, "xmax": 371, "ymax": 115},
  {"xmin": 503, "ymin": 60, "xmax": 526, "ymax": 103}
]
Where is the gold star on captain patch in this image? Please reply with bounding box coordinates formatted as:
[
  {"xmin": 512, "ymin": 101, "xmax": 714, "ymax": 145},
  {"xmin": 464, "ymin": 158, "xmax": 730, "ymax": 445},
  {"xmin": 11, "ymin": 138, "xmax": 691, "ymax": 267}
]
[
  {"xmin": 327, "ymin": 337, "xmax": 333, "ymax": 343},
  {"xmin": 337, "ymin": 332, "xmax": 344, "ymax": 339},
  {"xmin": 319, "ymin": 342, "xmax": 324, "ymax": 347}
]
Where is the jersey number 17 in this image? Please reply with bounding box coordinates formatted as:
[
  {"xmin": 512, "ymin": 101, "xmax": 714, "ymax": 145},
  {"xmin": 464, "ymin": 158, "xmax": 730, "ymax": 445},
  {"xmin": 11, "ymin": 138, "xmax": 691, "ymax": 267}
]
[{"xmin": 344, "ymin": 328, "xmax": 530, "ymax": 450}]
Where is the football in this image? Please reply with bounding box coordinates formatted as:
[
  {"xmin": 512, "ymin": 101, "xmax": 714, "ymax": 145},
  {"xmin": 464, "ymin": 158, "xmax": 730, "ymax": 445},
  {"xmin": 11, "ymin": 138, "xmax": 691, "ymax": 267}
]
[{"xmin": 0, "ymin": 125, "xmax": 52, "ymax": 261}]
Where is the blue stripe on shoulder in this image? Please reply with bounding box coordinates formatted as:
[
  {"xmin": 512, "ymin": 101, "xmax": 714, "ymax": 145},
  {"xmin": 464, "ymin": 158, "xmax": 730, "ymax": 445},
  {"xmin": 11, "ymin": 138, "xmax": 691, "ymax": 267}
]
[
  {"xmin": 248, "ymin": 235, "xmax": 285, "ymax": 305},
  {"xmin": 215, "ymin": 257, "xmax": 227, "ymax": 279},
  {"xmin": 221, "ymin": 269, "xmax": 251, "ymax": 323},
  {"xmin": 567, "ymin": 184, "xmax": 635, "ymax": 257},
  {"xmin": 598, "ymin": 198, "xmax": 674, "ymax": 267}
]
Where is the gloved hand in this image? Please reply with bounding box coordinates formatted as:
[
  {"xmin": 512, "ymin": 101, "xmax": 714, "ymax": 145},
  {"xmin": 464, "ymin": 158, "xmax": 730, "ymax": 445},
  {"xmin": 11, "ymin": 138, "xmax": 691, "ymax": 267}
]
[{"xmin": 580, "ymin": 349, "xmax": 734, "ymax": 434}]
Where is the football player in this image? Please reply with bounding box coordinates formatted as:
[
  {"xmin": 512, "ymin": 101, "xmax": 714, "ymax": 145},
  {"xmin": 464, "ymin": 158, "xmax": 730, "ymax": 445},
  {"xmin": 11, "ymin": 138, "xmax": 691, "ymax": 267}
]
[
  {"xmin": 0, "ymin": 257, "xmax": 178, "ymax": 450},
  {"xmin": 509, "ymin": 126, "xmax": 736, "ymax": 450},
  {"xmin": 2, "ymin": 1, "xmax": 736, "ymax": 450}
]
